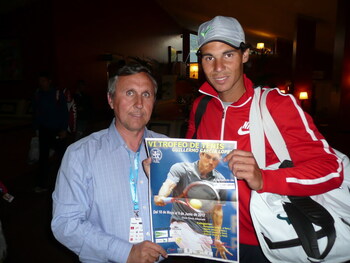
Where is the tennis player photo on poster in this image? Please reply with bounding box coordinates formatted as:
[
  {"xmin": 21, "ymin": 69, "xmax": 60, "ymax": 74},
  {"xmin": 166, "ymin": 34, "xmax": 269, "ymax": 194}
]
[{"xmin": 146, "ymin": 138, "xmax": 238, "ymax": 263}]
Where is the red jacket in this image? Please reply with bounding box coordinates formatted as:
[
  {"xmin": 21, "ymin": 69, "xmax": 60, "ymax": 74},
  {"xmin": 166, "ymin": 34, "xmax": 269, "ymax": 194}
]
[{"xmin": 186, "ymin": 75, "xmax": 343, "ymax": 245}]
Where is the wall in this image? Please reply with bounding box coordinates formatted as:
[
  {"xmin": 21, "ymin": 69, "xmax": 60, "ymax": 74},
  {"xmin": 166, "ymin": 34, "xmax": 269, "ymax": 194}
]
[
  {"xmin": 337, "ymin": 0, "xmax": 350, "ymax": 130},
  {"xmin": 52, "ymin": 0, "xmax": 183, "ymax": 111},
  {"xmin": 0, "ymin": 0, "xmax": 183, "ymax": 111},
  {"xmin": 0, "ymin": 1, "xmax": 55, "ymax": 99}
]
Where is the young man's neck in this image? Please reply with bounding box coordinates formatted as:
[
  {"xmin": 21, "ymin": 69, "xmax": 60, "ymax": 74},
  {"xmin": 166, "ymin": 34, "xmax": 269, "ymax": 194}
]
[
  {"xmin": 198, "ymin": 168, "xmax": 210, "ymax": 179},
  {"xmin": 200, "ymin": 174, "xmax": 209, "ymax": 179},
  {"xmin": 218, "ymin": 83, "xmax": 246, "ymax": 103}
]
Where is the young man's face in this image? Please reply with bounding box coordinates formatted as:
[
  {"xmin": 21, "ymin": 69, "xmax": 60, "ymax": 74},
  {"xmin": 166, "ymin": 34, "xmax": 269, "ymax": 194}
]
[
  {"xmin": 200, "ymin": 41, "xmax": 249, "ymax": 102},
  {"xmin": 107, "ymin": 72, "xmax": 155, "ymax": 133},
  {"xmin": 198, "ymin": 152, "xmax": 221, "ymax": 175}
]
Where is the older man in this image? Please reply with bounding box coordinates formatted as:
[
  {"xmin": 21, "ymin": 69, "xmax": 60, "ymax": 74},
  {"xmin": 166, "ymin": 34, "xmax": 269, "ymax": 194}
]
[{"xmin": 51, "ymin": 64, "xmax": 167, "ymax": 263}]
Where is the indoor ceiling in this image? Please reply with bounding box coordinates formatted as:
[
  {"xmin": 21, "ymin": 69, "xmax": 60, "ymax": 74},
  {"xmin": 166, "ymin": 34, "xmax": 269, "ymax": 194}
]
[
  {"xmin": 0, "ymin": 0, "xmax": 338, "ymax": 54},
  {"xmin": 155, "ymin": 0, "xmax": 338, "ymax": 53}
]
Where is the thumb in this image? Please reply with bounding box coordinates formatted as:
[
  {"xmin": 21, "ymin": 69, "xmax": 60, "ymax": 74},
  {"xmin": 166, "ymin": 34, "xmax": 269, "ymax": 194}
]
[{"xmin": 142, "ymin": 157, "xmax": 152, "ymax": 178}]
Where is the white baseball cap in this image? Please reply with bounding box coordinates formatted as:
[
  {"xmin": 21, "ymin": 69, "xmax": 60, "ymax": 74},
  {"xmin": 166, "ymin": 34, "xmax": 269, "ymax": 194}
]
[{"xmin": 198, "ymin": 16, "xmax": 245, "ymax": 50}]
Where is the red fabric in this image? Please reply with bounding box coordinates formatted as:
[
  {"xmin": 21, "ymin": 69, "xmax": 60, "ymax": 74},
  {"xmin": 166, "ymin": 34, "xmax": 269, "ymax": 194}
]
[
  {"xmin": 63, "ymin": 88, "xmax": 77, "ymax": 133},
  {"xmin": 186, "ymin": 75, "xmax": 343, "ymax": 245},
  {"xmin": 0, "ymin": 181, "xmax": 8, "ymax": 194}
]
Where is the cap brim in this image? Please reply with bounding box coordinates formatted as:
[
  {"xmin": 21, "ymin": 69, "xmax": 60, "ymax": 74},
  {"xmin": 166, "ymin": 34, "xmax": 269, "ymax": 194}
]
[{"xmin": 198, "ymin": 39, "xmax": 241, "ymax": 51}]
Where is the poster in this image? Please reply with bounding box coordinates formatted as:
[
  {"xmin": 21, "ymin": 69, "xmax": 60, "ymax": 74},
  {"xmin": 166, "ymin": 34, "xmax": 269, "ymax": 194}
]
[{"xmin": 146, "ymin": 138, "xmax": 238, "ymax": 262}]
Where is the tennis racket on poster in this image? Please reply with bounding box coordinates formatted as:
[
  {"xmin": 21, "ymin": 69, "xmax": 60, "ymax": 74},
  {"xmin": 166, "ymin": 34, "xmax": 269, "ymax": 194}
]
[{"xmin": 158, "ymin": 181, "xmax": 221, "ymax": 213}]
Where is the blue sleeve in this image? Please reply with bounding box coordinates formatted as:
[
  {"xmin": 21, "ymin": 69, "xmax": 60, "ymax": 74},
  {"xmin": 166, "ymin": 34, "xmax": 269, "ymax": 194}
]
[{"xmin": 51, "ymin": 145, "xmax": 132, "ymax": 263}]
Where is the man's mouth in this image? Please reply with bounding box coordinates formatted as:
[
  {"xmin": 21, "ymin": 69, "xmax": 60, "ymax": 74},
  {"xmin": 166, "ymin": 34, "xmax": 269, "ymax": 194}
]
[
  {"xmin": 213, "ymin": 75, "xmax": 228, "ymax": 83},
  {"xmin": 130, "ymin": 112, "xmax": 143, "ymax": 118}
]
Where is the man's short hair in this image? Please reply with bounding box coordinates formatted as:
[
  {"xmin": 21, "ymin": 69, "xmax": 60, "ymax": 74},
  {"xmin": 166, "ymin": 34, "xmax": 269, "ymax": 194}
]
[
  {"xmin": 199, "ymin": 150, "xmax": 222, "ymax": 161},
  {"xmin": 107, "ymin": 63, "xmax": 158, "ymax": 97}
]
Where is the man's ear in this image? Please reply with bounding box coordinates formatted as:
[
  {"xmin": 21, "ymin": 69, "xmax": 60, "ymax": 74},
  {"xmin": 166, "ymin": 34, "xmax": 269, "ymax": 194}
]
[
  {"xmin": 107, "ymin": 94, "xmax": 113, "ymax": 109},
  {"xmin": 242, "ymin": 48, "xmax": 250, "ymax": 63}
]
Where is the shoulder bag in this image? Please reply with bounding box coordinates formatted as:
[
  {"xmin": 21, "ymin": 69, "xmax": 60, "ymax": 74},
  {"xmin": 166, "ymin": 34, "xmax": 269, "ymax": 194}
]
[{"xmin": 249, "ymin": 87, "xmax": 350, "ymax": 263}]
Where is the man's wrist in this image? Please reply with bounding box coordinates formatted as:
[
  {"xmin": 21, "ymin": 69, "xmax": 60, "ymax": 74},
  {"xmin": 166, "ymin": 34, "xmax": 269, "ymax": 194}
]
[{"xmin": 214, "ymin": 239, "xmax": 222, "ymax": 244}]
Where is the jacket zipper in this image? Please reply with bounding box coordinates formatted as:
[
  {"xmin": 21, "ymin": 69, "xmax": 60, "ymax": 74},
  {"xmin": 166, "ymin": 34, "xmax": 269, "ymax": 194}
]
[
  {"xmin": 198, "ymin": 91, "xmax": 227, "ymax": 141},
  {"xmin": 220, "ymin": 106, "xmax": 227, "ymax": 140}
]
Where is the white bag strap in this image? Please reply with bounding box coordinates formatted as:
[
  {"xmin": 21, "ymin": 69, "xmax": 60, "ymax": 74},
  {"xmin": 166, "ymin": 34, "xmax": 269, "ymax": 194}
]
[
  {"xmin": 250, "ymin": 88, "xmax": 291, "ymax": 167},
  {"xmin": 249, "ymin": 87, "xmax": 265, "ymax": 167},
  {"xmin": 259, "ymin": 89, "xmax": 291, "ymax": 162}
]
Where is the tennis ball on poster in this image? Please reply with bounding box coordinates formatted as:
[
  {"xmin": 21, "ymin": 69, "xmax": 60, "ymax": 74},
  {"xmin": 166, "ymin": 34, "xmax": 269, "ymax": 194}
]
[{"xmin": 190, "ymin": 198, "xmax": 202, "ymax": 209}]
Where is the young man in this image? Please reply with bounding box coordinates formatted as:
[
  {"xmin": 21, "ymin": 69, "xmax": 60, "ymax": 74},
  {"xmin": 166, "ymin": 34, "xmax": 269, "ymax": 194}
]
[
  {"xmin": 186, "ymin": 16, "xmax": 343, "ymax": 262},
  {"xmin": 154, "ymin": 151, "xmax": 232, "ymax": 259},
  {"xmin": 51, "ymin": 64, "xmax": 168, "ymax": 263}
]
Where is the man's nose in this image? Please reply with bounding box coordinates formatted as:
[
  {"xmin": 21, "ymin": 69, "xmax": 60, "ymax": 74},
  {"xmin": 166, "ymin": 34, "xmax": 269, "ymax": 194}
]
[
  {"xmin": 134, "ymin": 95, "xmax": 143, "ymax": 108},
  {"xmin": 214, "ymin": 58, "xmax": 225, "ymax": 72},
  {"xmin": 208, "ymin": 157, "xmax": 215, "ymax": 164}
]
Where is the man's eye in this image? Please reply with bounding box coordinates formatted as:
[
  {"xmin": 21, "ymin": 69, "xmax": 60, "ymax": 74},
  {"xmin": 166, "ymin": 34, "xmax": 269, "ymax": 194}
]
[
  {"xmin": 225, "ymin": 53, "xmax": 234, "ymax": 58},
  {"xmin": 204, "ymin": 56, "xmax": 214, "ymax": 61},
  {"xmin": 143, "ymin": 92, "xmax": 151, "ymax": 98},
  {"xmin": 126, "ymin": 90, "xmax": 134, "ymax": 96}
]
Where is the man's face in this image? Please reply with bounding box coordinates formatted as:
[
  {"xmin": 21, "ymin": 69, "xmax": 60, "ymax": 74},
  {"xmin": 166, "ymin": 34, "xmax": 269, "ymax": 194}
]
[
  {"xmin": 107, "ymin": 72, "xmax": 155, "ymax": 133},
  {"xmin": 200, "ymin": 41, "xmax": 249, "ymax": 101},
  {"xmin": 198, "ymin": 152, "xmax": 221, "ymax": 175},
  {"xmin": 38, "ymin": 77, "xmax": 51, "ymax": 91}
]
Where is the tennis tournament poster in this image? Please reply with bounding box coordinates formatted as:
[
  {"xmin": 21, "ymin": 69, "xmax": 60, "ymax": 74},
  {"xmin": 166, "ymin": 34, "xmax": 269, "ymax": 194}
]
[{"xmin": 145, "ymin": 138, "xmax": 238, "ymax": 263}]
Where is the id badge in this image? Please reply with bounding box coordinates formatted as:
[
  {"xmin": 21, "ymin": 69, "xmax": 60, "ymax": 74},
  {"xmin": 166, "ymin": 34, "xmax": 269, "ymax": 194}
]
[{"xmin": 129, "ymin": 217, "xmax": 144, "ymax": 243}]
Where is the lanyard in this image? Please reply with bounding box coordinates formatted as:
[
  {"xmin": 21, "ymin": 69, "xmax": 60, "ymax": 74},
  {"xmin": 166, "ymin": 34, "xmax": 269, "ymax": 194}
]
[{"xmin": 129, "ymin": 151, "xmax": 140, "ymax": 217}]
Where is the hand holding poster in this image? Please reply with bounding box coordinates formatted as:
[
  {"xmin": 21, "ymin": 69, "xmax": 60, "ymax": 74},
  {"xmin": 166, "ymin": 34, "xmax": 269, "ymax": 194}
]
[{"xmin": 146, "ymin": 138, "xmax": 238, "ymax": 262}]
